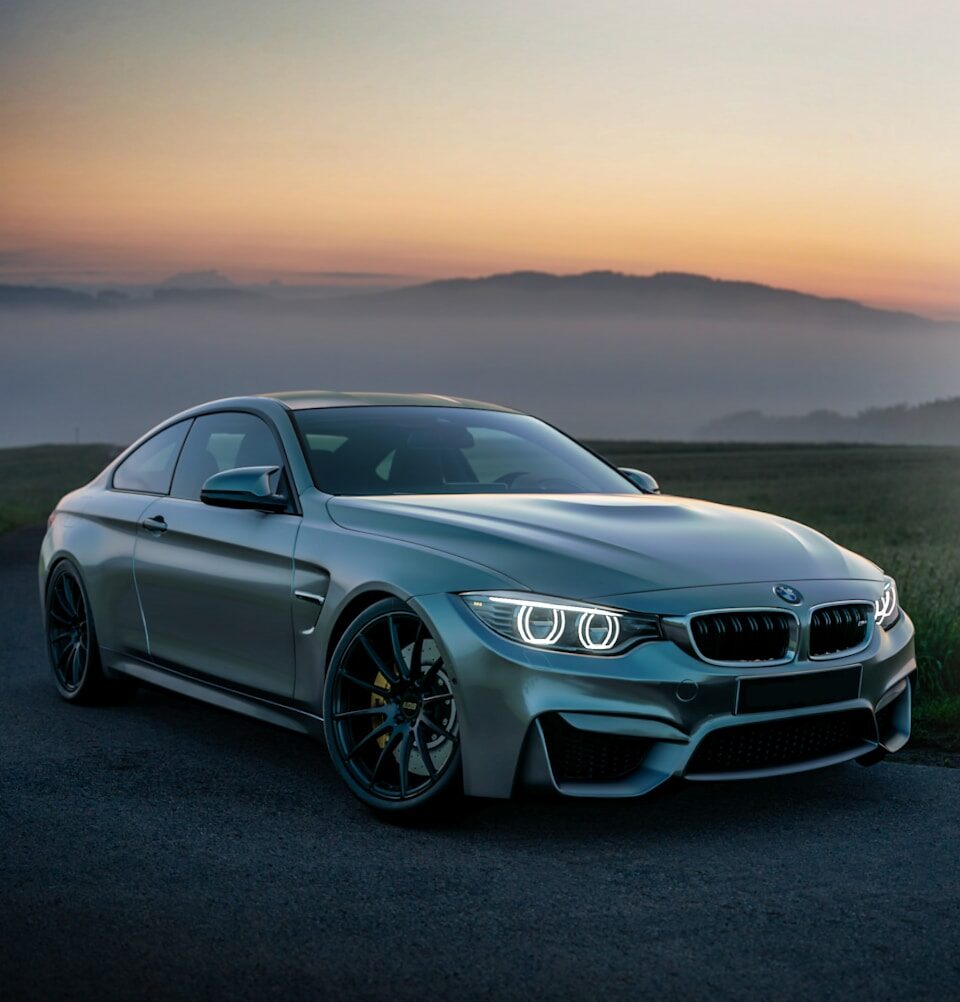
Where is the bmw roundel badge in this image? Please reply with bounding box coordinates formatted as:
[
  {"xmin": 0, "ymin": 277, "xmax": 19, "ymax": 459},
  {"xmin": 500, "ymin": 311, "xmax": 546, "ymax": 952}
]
[{"xmin": 774, "ymin": 584, "xmax": 803, "ymax": 605}]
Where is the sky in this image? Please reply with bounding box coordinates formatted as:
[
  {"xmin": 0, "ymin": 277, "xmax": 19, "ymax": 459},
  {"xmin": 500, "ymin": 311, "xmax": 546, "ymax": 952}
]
[{"xmin": 1, "ymin": 0, "xmax": 958, "ymax": 317}]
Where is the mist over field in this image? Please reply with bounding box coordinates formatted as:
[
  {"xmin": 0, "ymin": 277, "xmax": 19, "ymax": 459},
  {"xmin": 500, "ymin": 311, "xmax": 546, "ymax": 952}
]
[{"xmin": 1, "ymin": 286, "xmax": 957, "ymax": 448}]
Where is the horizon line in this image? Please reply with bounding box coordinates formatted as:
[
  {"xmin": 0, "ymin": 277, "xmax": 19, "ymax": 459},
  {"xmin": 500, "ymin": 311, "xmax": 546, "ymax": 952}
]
[{"xmin": 0, "ymin": 265, "xmax": 951, "ymax": 322}]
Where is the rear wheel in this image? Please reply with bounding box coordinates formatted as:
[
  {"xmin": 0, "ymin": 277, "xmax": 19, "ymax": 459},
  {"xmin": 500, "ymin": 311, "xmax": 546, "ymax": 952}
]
[
  {"xmin": 323, "ymin": 598, "xmax": 462, "ymax": 815},
  {"xmin": 45, "ymin": 561, "xmax": 127, "ymax": 703}
]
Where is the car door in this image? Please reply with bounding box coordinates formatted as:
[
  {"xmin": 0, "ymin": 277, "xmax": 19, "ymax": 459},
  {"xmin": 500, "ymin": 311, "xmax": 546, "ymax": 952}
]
[{"xmin": 133, "ymin": 411, "xmax": 300, "ymax": 697}]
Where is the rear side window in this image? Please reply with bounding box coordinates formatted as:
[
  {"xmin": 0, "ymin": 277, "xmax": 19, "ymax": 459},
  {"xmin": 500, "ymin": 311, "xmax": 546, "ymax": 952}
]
[
  {"xmin": 171, "ymin": 411, "xmax": 285, "ymax": 502},
  {"xmin": 113, "ymin": 421, "xmax": 190, "ymax": 495}
]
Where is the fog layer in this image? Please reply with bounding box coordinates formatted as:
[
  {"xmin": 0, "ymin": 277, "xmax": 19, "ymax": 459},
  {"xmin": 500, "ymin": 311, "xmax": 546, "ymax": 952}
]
[{"xmin": 1, "ymin": 306, "xmax": 956, "ymax": 447}]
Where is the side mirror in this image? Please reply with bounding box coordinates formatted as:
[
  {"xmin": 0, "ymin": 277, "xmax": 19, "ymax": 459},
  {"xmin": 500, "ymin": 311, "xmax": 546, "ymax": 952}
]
[
  {"xmin": 619, "ymin": 468, "xmax": 660, "ymax": 495},
  {"xmin": 200, "ymin": 466, "xmax": 289, "ymax": 513}
]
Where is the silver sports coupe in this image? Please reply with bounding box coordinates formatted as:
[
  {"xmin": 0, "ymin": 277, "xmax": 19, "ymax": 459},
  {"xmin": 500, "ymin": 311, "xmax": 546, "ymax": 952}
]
[{"xmin": 40, "ymin": 391, "xmax": 915, "ymax": 814}]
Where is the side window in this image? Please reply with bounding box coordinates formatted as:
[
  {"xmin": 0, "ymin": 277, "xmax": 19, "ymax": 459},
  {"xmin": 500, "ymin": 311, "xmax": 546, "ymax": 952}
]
[
  {"xmin": 113, "ymin": 421, "xmax": 190, "ymax": 495},
  {"xmin": 171, "ymin": 412, "xmax": 286, "ymax": 502}
]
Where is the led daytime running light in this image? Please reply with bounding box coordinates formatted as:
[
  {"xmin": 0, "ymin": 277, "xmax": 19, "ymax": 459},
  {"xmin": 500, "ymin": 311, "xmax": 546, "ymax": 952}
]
[
  {"xmin": 875, "ymin": 581, "xmax": 898, "ymax": 625},
  {"xmin": 577, "ymin": 612, "xmax": 621, "ymax": 650},
  {"xmin": 462, "ymin": 592, "xmax": 658, "ymax": 656},
  {"xmin": 487, "ymin": 596, "xmax": 624, "ymax": 618},
  {"xmin": 516, "ymin": 605, "xmax": 566, "ymax": 645}
]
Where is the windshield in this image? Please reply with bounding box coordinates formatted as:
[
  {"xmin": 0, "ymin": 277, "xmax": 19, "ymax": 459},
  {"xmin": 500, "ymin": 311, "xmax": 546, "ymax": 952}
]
[{"xmin": 292, "ymin": 406, "xmax": 637, "ymax": 496}]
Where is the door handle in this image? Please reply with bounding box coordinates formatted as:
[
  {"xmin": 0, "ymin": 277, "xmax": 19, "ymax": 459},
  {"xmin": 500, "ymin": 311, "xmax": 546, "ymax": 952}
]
[{"xmin": 142, "ymin": 514, "xmax": 168, "ymax": 534}]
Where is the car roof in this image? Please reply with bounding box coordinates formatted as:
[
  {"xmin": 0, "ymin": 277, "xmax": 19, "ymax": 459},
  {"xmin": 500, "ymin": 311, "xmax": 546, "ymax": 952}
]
[{"xmin": 258, "ymin": 390, "xmax": 517, "ymax": 412}]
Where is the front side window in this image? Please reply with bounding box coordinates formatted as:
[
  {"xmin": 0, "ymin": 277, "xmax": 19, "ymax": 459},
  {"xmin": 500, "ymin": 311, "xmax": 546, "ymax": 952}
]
[
  {"xmin": 113, "ymin": 421, "xmax": 191, "ymax": 495},
  {"xmin": 171, "ymin": 412, "xmax": 286, "ymax": 502},
  {"xmin": 293, "ymin": 407, "xmax": 637, "ymax": 496}
]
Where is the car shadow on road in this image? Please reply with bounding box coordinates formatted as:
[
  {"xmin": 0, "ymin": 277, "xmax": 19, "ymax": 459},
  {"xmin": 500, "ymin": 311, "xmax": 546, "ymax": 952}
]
[{"xmin": 68, "ymin": 677, "xmax": 912, "ymax": 851}]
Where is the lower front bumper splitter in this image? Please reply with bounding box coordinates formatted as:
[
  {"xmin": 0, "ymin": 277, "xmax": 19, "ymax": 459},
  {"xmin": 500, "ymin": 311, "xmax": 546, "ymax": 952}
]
[{"xmin": 518, "ymin": 670, "xmax": 914, "ymax": 799}]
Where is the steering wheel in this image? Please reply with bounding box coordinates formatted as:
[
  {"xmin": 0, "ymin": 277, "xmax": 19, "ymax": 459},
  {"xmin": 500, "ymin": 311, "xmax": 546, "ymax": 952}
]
[
  {"xmin": 496, "ymin": 472, "xmax": 581, "ymax": 492},
  {"xmin": 524, "ymin": 476, "xmax": 581, "ymax": 492}
]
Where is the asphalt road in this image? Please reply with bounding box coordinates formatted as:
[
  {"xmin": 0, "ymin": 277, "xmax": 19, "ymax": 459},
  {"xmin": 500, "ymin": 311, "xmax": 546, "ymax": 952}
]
[{"xmin": 2, "ymin": 526, "xmax": 959, "ymax": 1001}]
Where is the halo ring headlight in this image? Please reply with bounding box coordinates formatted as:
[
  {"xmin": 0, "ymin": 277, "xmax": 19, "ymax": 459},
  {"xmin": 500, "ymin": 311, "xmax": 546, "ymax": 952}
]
[
  {"xmin": 577, "ymin": 612, "xmax": 621, "ymax": 650},
  {"xmin": 875, "ymin": 578, "xmax": 900, "ymax": 630},
  {"xmin": 516, "ymin": 604, "xmax": 566, "ymax": 645},
  {"xmin": 460, "ymin": 592, "xmax": 661, "ymax": 656}
]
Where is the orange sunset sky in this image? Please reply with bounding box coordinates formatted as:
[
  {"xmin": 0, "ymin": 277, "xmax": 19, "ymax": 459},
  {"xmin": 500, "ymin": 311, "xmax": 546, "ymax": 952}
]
[{"xmin": 1, "ymin": 1, "xmax": 958, "ymax": 317}]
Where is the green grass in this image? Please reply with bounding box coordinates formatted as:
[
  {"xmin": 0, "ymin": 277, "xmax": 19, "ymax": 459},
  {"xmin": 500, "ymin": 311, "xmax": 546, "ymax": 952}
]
[
  {"xmin": 590, "ymin": 441, "xmax": 960, "ymax": 749},
  {"xmin": 0, "ymin": 444, "xmax": 119, "ymax": 534},
  {"xmin": 3, "ymin": 440, "xmax": 957, "ymax": 748},
  {"xmin": 913, "ymin": 697, "xmax": 960, "ymax": 753}
]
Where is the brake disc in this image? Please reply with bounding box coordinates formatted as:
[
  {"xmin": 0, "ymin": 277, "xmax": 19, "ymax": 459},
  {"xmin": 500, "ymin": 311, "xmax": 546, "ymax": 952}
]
[{"xmin": 368, "ymin": 638, "xmax": 457, "ymax": 775}]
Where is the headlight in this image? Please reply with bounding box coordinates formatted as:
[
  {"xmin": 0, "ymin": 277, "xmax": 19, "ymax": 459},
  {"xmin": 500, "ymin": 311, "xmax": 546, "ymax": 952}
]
[
  {"xmin": 461, "ymin": 591, "xmax": 661, "ymax": 655},
  {"xmin": 875, "ymin": 577, "xmax": 900, "ymax": 630}
]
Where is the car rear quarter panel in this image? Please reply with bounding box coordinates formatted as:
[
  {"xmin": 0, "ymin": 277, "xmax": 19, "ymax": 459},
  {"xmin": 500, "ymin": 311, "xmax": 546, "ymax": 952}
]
[{"xmin": 41, "ymin": 485, "xmax": 154, "ymax": 656}]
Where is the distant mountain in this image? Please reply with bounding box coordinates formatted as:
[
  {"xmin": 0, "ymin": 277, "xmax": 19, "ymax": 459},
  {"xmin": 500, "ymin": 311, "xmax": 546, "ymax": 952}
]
[
  {"xmin": 0, "ymin": 270, "xmax": 940, "ymax": 329},
  {"xmin": 152, "ymin": 268, "xmax": 261, "ymax": 305},
  {"xmin": 159, "ymin": 269, "xmax": 235, "ymax": 290},
  {"xmin": 0, "ymin": 285, "xmax": 101, "ymax": 309},
  {"xmin": 326, "ymin": 270, "xmax": 934, "ymax": 328},
  {"xmin": 0, "ymin": 274, "xmax": 256, "ymax": 309},
  {"xmin": 700, "ymin": 397, "xmax": 960, "ymax": 445}
]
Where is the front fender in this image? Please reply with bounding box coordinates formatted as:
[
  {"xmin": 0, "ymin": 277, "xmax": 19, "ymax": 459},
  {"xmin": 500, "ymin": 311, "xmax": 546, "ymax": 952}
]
[{"xmin": 290, "ymin": 507, "xmax": 521, "ymax": 708}]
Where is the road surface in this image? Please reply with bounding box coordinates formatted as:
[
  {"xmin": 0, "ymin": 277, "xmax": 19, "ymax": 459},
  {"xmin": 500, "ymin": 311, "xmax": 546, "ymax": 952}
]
[{"xmin": 2, "ymin": 526, "xmax": 958, "ymax": 1000}]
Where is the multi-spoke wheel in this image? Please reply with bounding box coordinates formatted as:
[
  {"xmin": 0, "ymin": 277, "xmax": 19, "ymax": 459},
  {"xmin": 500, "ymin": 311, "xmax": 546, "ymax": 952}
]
[
  {"xmin": 45, "ymin": 561, "xmax": 122, "ymax": 703},
  {"xmin": 324, "ymin": 598, "xmax": 462, "ymax": 814}
]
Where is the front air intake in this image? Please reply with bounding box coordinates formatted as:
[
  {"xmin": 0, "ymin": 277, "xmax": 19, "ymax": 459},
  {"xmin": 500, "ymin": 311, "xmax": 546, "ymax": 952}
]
[
  {"xmin": 689, "ymin": 610, "xmax": 796, "ymax": 664},
  {"xmin": 686, "ymin": 710, "xmax": 874, "ymax": 776},
  {"xmin": 539, "ymin": 714, "xmax": 650, "ymax": 784}
]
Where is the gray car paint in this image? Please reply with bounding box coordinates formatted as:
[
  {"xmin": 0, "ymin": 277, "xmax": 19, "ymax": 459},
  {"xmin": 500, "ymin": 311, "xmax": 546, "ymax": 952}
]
[
  {"xmin": 325, "ymin": 492, "xmax": 879, "ymax": 597},
  {"xmin": 134, "ymin": 497, "xmax": 301, "ymax": 696},
  {"xmin": 39, "ymin": 391, "xmax": 916, "ymax": 800}
]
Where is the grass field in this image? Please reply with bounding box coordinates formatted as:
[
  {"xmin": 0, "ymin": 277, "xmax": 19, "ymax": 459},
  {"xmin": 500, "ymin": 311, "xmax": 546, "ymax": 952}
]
[
  {"xmin": 3, "ymin": 441, "xmax": 958, "ymax": 748},
  {"xmin": 0, "ymin": 444, "xmax": 118, "ymax": 535}
]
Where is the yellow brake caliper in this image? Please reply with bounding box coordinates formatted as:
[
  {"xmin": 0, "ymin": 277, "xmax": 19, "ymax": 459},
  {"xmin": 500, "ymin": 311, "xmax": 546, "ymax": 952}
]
[{"xmin": 371, "ymin": 672, "xmax": 391, "ymax": 748}]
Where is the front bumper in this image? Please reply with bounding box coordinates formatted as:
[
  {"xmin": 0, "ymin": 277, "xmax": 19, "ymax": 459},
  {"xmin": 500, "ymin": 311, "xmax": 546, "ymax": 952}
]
[{"xmin": 412, "ymin": 585, "xmax": 916, "ymax": 799}]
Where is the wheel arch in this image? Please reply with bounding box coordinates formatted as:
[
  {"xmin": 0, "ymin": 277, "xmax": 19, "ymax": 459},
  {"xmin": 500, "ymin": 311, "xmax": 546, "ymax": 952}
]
[
  {"xmin": 41, "ymin": 551, "xmax": 85, "ymax": 609},
  {"xmin": 325, "ymin": 589, "xmax": 405, "ymax": 669}
]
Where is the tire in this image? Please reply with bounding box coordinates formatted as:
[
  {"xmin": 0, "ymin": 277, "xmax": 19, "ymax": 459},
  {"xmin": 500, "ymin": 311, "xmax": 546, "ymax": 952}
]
[
  {"xmin": 44, "ymin": 560, "xmax": 130, "ymax": 704},
  {"xmin": 323, "ymin": 597, "xmax": 463, "ymax": 817}
]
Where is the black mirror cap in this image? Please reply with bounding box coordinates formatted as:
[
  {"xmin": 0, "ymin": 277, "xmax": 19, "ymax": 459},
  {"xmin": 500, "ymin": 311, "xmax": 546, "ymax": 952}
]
[
  {"xmin": 201, "ymin": 489, "xmax": 289, "ymax": 513},
  {"xmin": 200, "ymin": 466, "xmax": 289, "ymax": 513},
  {"xmin": 618, "ymin": 468, "xmax": 661, "ymax": 495}
]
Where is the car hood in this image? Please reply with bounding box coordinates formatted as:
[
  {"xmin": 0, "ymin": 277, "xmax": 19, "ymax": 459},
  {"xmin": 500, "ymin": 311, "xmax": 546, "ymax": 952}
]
[{"xmin": 326, "ymin": 493, "xmax": 881, "ymax": 599}]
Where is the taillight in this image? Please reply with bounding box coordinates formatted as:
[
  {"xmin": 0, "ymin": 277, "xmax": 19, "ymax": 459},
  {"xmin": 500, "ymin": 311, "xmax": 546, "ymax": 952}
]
[{"xmin": 47, "ymin": 510, "xmax": 58, "ymax": 529}]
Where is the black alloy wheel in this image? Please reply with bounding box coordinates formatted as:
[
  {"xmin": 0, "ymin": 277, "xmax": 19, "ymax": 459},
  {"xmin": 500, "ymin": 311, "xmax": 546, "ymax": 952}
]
[
  {"xmin": 45, "ymin": 562, "xmax": 122, "ymax": 702},
  {"xmin": 324, "ymin": 598, "xmax": 462, "ymax": 813}
]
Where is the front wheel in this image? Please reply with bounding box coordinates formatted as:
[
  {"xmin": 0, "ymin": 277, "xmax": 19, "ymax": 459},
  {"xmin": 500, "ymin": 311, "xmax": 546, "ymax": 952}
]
[{"xmin": 323, "ymin": 598, "xmax": 462, "ymax": 816}]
